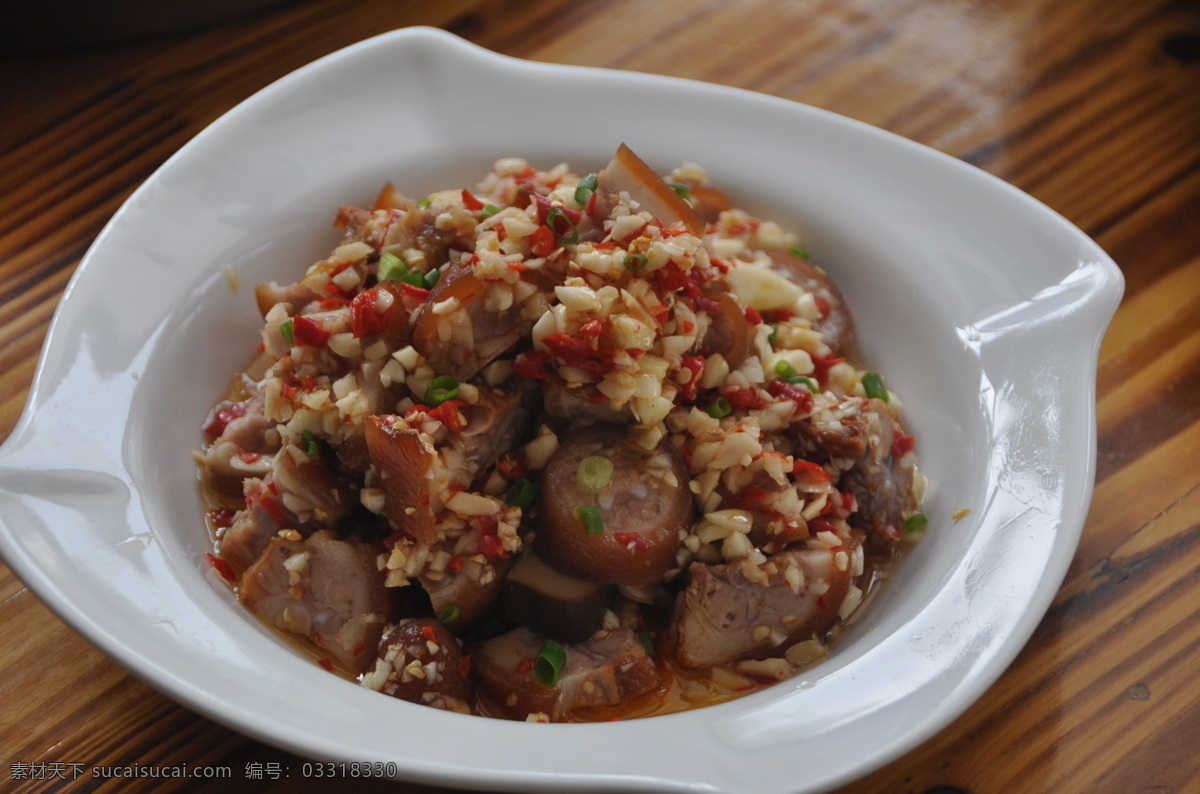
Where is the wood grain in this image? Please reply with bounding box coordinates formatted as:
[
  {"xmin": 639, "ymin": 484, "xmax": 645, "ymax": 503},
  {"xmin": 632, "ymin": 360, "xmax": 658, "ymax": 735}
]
[{"xmin": 1, "ymin": 0, "xmax": 1198, "ymax": 791}]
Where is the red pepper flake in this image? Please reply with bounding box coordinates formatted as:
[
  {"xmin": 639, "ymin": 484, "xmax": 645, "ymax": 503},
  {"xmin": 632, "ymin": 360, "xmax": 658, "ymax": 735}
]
[
  {"xmin": 766, "ymin": 379, "xmax": 815, "ymax": 414},
  {"xmin": 317, "ymin": 658, "xmax": 334, "ymax": 672},
  {"xmin": 762, "ymin": 307, "xmax": 796, "ymax": 323},
  {"xmin": 726, "ymin": 486, "xmax": 768, "ymax": 510},
  {"xmin": 422, "ymin": 625, "xmax": 439, "ymax": 643},
  {"xmin": 236, "ymin": 449, "xmax": 261, "ymax": 464},
  {"xmin": 724, "ymin": 387, "xmax": 767, "ymax": 411},
  {"xmin": 743, "ymin": 305, "xmax": 763, "ymax": 325},
  {"xmin": 202, "ymin": 401, "xmax": 247, "ymax": 437},
  {"xmin": 257, "ymin": 493, "xmax": 291, "ymax": 527},
  {"xmin": 292, "ymin": 315, "xmax": 331, "ymax": 348},
  {"xmin": 399, "ymin": 282, "xmax": 430, "ymax": 300},
  {"xmin": 496, "ymin": 454, "xmax": 527, "ymax": 480},
  {"xmin": 477, "ymin": 533, "xmax": 506, "ymax": 559},
  {"xmin": 383, "ymin": 528, "xmax": 414, "ymax": 550},
  {"xmin": 427, "ymin": 399, "xmax": 470, "ymax": 432},
  {"xmin": 578, "ymin": 319, "xmax": 607, "ymax": 337},
  {"xmin": 516, "ymin": 658, "xmax": 534, "ymax": 675},
  {"xmin": 593, "ymin": 241, "xmax": 616, "ymax": 251},
  {"xmin": 476, "ymin": 514, "xmax": 500, "ymax": 537},
  {"xmin": 204, "ymin": 552, "xmax": 236, "ymax": 583},
  {"xmin": 319, "ymin": 296, "xmax": 349, "ymax": 310},
  {"xmin": 792, "ymin": 459, "xmax": 831, "ymax": 482},
  {"xmin": 461, "ymin": 188, "xmax": 484, "ymax": 211},
  {"xmin": 891, "ymin": 433, "xmax": 916, "ymax": 458},
  {"xmin": 588, "ymin": 389, "xmax": 608, "ymax": 404},
  {"xmin": 809, "ymin": 517, "xmax": 837, "ymax": 537},
  {"xmin": 459, "ymin": 655, "xmax": 472, "ymax": 679},
  {"xmin": 447, "ymin": 557, "xmax": 464, "ymax": 573},
  {"xmin": 350, "ymin": 288, "xmax": 388, "ymax": 338},
  {"xmin": 513, "ymin": 350, "xmax": 552, "ymax": 380},
  {"xmin": 543, "ymin": 333, "xmax": 615, "ymax": 374},
  {"xmin": 614, "ymin": 532, "xmax": 653, "ymax": 551},
  {"xmin": 530, "ymin": 225, "xmax": 556, "ymax": 257}
]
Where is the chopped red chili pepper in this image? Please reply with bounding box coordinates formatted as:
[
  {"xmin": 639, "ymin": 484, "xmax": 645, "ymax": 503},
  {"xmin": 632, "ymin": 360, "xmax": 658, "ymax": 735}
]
[
  {"xmin": 743, "ymin": 305, "xmax": 763, "ymax": 325},
  {"xmin": 292, "ymin": 315, "xmax": 331, "ymax": 348},
  {"xmin": 808, "ymin": 517, "xmax": 837, "ymax": 536},
  {"xmin": 206, "ymin": 508, "xmax": 236, "ymax": 529},
  {"xmin": 792, "ymin": 459, "xmax": 831, "ymax": 482},
  {"xmin": 724, "ymin": 387, "xmax": 767, "ymax": 411},
  {"xmin": 477, "ymin": 533, "xmax": 506, "ymax": 559},
  {"xmin": 461, "ymin": 188, "xmax": 484, "ymax": 211},
  {"xmin": 726, "ymin": 486, "xmax": 768, "ymax": 509},
  {"xmin": 512, "ymin": 350, "xmax": 552, "ymax": 380},
  {"xmin": 350, "ymin": 288, "xmax": 388, "ymax": 338},
  {"xmin": 542, "ymin": 333, "xmax": 614, "ymax": 374},
  {"xmin": 236, "ymin": 449, "xmax": 261, "ymax": 464},
  {"xmin": 891, "ymin": 433, "xmax": 916, "ymax": 458},
  {"xmin": 814, "ymin": 295, "xmax": 831, "ymax": 319},
  {"xmin": 399, "ymin": 282, "xmax": 430, "ymax": 300},
  {"xmin": 811, "ymin": 354, "xmax": 845, "ymax": 386},
  {"xmin": 578, "ymin": 319, "xmax": 607, "ymax": 337},
  {"xmin": 204, "ymin": 552, "xmax": 236, "ymax": 583},
  {"xmin": 614, "ymin": 532, "xmax": 654, "ymax": 551},
  {"xmin": 427, "ymin": 399, "xmax": 470, "ymax": 432},
  {"xmin": 530, "ymin": 225, "xmax": 556, "ymax": 257},
  {"xmin": 459, "ymin": 655, "xmax": 472, "ymax": 679},
  {"xmin": 767, "ymin": 379, "xmax": 815, "ymax": 414},
  {"xmin": 516, "ymin": 657, "xmax": 534, "ymax": 675},
  {"xmin": 422, "ymin": 625, "xmax": 439, "ymax": 643},
  {"xmin": 203, "ymin": 401, "xmax": 247, "ymax": 437},
  {"xmin": 317, "ymin": 658, "xmax": 334, "ymax": 672}
]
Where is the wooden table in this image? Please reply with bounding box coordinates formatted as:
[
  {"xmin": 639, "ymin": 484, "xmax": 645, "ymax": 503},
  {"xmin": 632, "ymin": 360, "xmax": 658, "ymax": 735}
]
[{"xmin": 1, "ymin": 1, "xmax": 1197, "ymax": 791}]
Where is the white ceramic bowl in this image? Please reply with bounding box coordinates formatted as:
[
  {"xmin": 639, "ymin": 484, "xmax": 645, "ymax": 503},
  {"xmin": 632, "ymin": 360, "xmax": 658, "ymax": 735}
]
[{"xmin": 0, "ymin": 27, "xmax": 1122, "ymax": 794}]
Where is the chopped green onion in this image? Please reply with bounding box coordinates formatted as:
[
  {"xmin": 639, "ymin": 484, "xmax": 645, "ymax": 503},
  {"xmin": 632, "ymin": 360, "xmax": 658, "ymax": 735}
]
[
  {"xmin": 534, "ymin": 639, "xmax": 567, "ymax": 687},
  {"xmin": 481, "ymin": 203, "xmax": 502, "ymax": 218},
  {"xmin": 639, "ymin": 630, "xmax": 656, "ymax": 658},
  {"xmin": 301, "ymin": 430, "xmax": 318, "ymax": 457},
  {"xmin": 505, "ymin": 477, "xmax": 537, "ymax": 509},
  {"xmin": 775, "ymin": 360, "xmax": 798, "ymax": 380},
  {"xmin": 794, "ymin": 376, "xmax": 819, "ymax": 393},
  {"xmin": 576, "ymin": 455, "xmax": 613, "ymax": 494},
  {"xmin": 399, "ymin": 269, "xmax": 426, "ymax": 288},
  {"xmin": 423, "ymin": 268, "xmax": 442, "ymax": 289},
  {"xmin": 438, "ymin": 604, "xmax": 460, "ymax": 623},
  {"xmin": 668, "ymin": 181, "xmax": 691, "ymax": 199},
  {"xmin": 575, "ymin": 505, "xmax": 605, "ymax": 534},
  {"xmin": 280, "ymin": 319, "xmax": 294, "ymax": 346},
  {"xmin": 377, "ymin": 251, "xmax": 407, "ymax": 282},
  {"xmin": 787, "ymin": 245, "xmax": 810, "ymax": 259},
  {"xmin": 862, "ymin": 371, "xmax": 889, "ymax": 402},
  {"xmin": 768, "ymin": 324, "xmax": 778, "ymax": 348},
  {"xmin": 417, "ymin": 198, "xmax": 432, "ymax": 208},
  {"xmin": 706, "ymin": 396, "xmax": 732, "ymax": 419},
  {"xmin": 545, "ymin": 208, "xmax": 579, "ymax": 245},
  {"xmin": 424, "ymin": 375, "xmax": 460, "ymax": 406},
  {"xmin": 574, "ymin": 172, "xmax": 599, "ymax": 204},
  {"xmin": 623, "ymin": 253, "xmax": 648, "ymax": 271},
  {"xmin": 905, "ymin": 513, "xmax": 929, "ymax": 532}
]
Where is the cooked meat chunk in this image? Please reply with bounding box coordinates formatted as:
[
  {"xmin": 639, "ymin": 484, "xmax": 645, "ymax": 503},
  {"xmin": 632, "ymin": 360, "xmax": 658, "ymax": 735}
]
[
  {"xmin": 536, "ymin": 424, "xmax": 692, "ymax": 585},
  {"xmin": 239, "ymin": 530, "xmax": 389, "ymax": 673},
  {"xmin": 671, "ymin": 540, "xmax": 862, "ymax": 669},
  {"xmin": 364, "ymin": 415, "xmax": 437, "ymax": 544},
  {"xmin": 419, "ymin": 553, "xmax": 514, "ymax": 634},
  {"xmin": 595, "ymin": 143, "xmax": 705, "ymax": 236},
  {"xmin": 219, "ymin": 477, "xmax": 285, "ymax": 573},
  {"xmin": 271, "ymin": 441, "xmax": 354, "ymax": 528},
  {"xmin": 470, "ymin": 624, "xmax": 660, "ymax": 721},
  {"xmin": 362, "ymin": 618, "xmax": 474, "ymax": 713},
  {"xmin": 541, "ymin": 375, "xmax": 632, "ymax": 427},
  {"xmin": 762, "ymin": 247, "xmax": 855, "ymax": 355}
]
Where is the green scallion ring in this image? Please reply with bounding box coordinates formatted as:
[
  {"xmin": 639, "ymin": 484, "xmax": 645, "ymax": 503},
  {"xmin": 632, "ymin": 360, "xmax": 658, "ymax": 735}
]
[
  {"xmin": 438, "ymin": 604, "xmax": 461, "ymax": 623},
  {"xmin": 576, "ymin": 455, "xmax": 614, "ymax": 494},
  {"xmin": 301, "ymin": 429, "xmax": 318, "ymax": 457},
  {"xmin": 575, "ymin": 505, "xmax": 605, "ymax": 534},
  {"xmin": 416, "ymin": 198, "xmax": 432, "ymax": 208},
  {"xmin": 545, "ymin": 208, "xmax": 579, "ymax": 245},
  {"xmin": 787, "ymin": 245, "xmax": 810, "ymax": 259},
  {"xmin": 905, "ymin": 513, "xmax": 929, "ymax": 532},
  {"xmin": 280, "ymin": 319, "xmax": 294, "ymax": 346},
  {"xmin": 534, "ymin": 639, "xmax": 567, "ymax": 687},
  {"xmin": 505, "ymin": 477, "xmax": 537, "ymax": 509},
  {"xmin": 574, "ymin": 172, "xmax": 599, "ymax": 204},
  {"xmin": 624, "ymin": 253, "xmax": 648, "ymax": 271},
  {"xmin": 424, "ymin": 375, "xmax": 460, "ymax": 406},
  {"xmin": 423, "ymin": 268, "xmax": 442, "ymax": 289},
  {"xmin": 639, "ymin": 630, "xmax": 656, "ymax": 658},
  {"xmin": 768, "ymin": 324, "xmax": 779, "ymax": 348},
  {"xmin": 377, "ymin": 251, "xmax": 407, "ymax": 282},
  {"xmin": 668, "ymin": 181, "xmax": 691, "ymax": 199},
  {"xmin": 481, "ymin": 203, "xmax": 502, "ymax": 218},
  {"xmin": 400, "ymin": 269, "xmax": 426, "ymax": 288},
  {"xmin": 775, "ymin": 360, "xmax": 798, "ymax": 380},
  {"xmin": 706, "ymin": 396, "xmax": 732, "ymax": 419},
  {"xmin": 862, "ymin": 371, "xmax": 889, "ymax": 402}
]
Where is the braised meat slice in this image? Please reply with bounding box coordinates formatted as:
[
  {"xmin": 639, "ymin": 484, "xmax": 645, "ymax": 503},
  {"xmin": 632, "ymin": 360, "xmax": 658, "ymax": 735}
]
[
  {"xmin": 762, "ymin": 247, "xmax": 856, "ymax": 355},
  {"xmin": 219, "ymin": 477, "xmax": 285, "ymax": 573},
  {"xmin": 239, "ymin": 530, "xmax": 390, "ymax": 674},
  {"xmin": 671, "ymin": 540, "xmax": 862, "ymax": 669},
  {"xmin": 361, "ymin": 618, "xmax": 474, "ymax": 713},
  {"xmin": 470, "ymin": 624, "xmax": 660, "ymax": 721}
]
